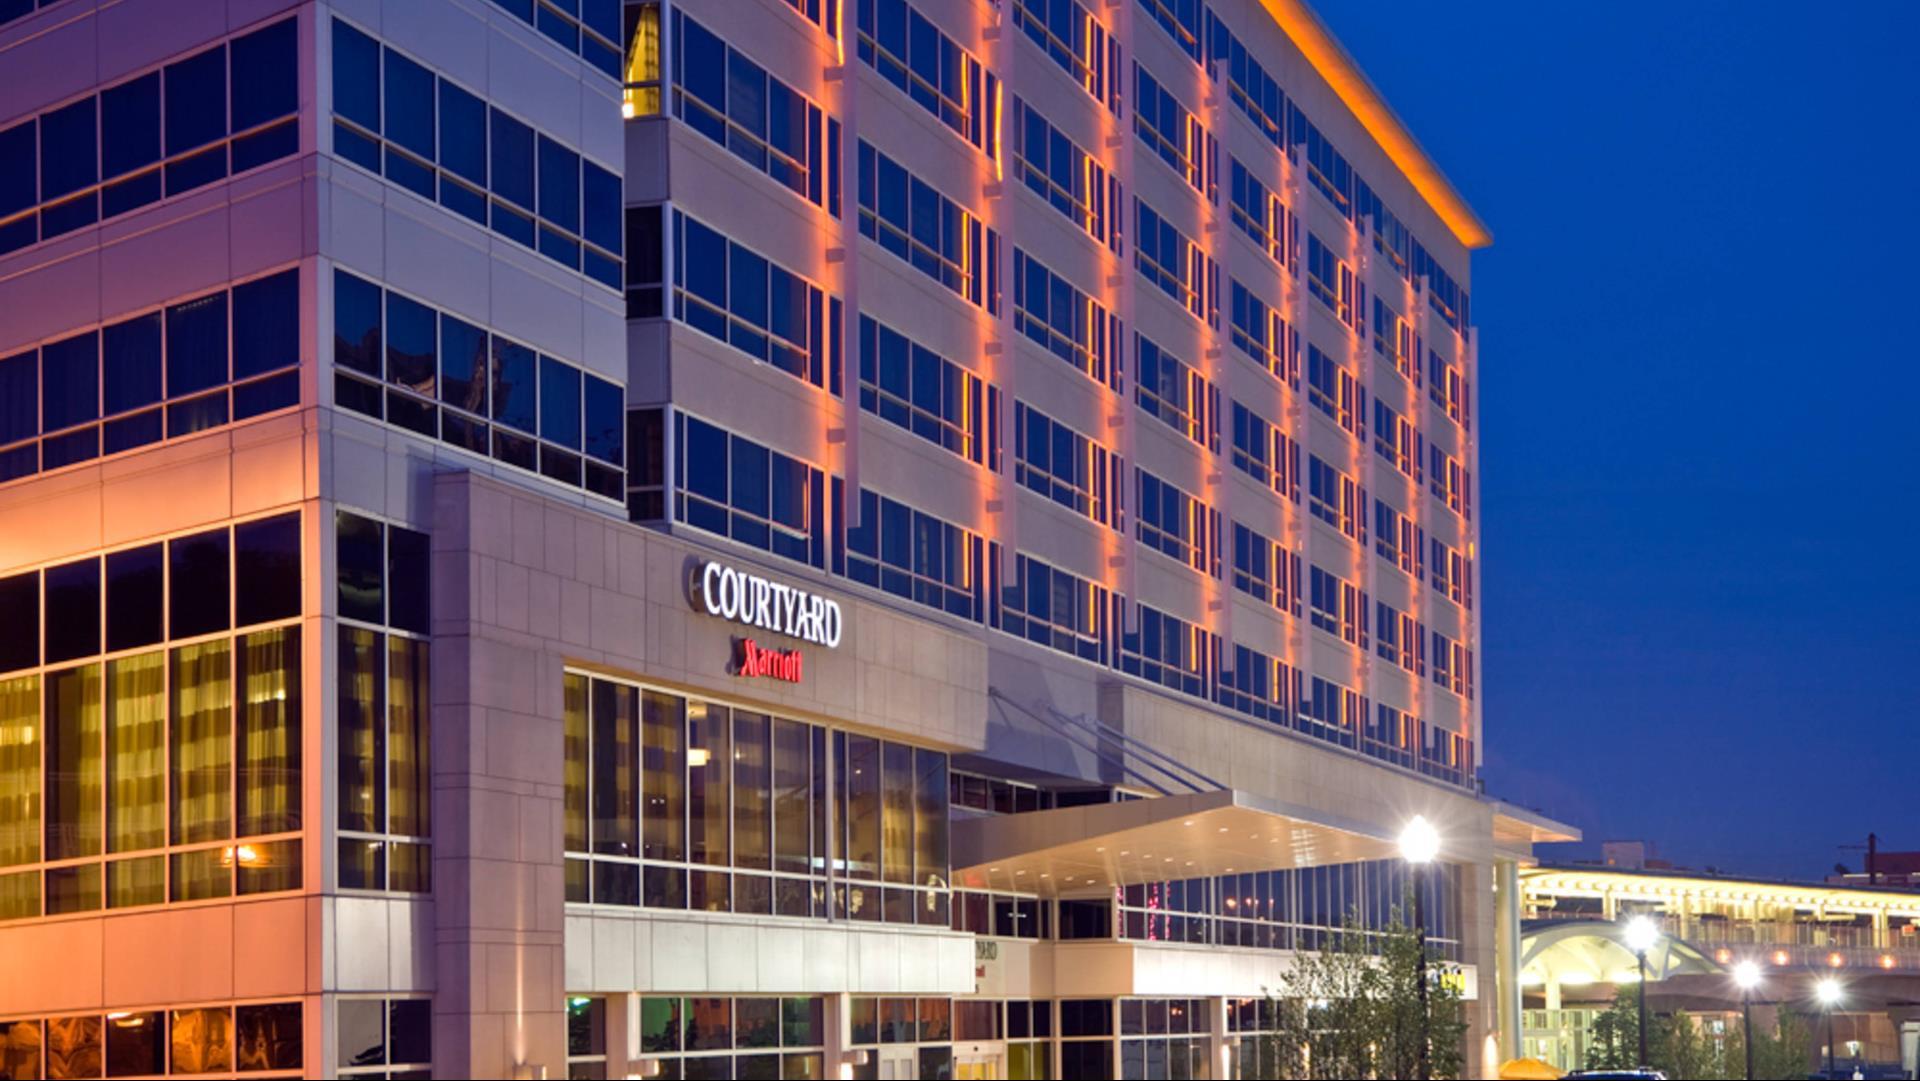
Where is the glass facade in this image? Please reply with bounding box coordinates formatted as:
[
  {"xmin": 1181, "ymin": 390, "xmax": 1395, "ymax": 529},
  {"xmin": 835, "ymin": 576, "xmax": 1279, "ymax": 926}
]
[
  {"xmin": 0, "ymin": 1000, "xmax": 303, "ymax": 1078},
  {"xmin": 0, "ymin": 513, "xmax": 303, "ymax": 920},
  {"xmin": 563, "ymin": 672, "xmax": 951, "ymax": 925}
]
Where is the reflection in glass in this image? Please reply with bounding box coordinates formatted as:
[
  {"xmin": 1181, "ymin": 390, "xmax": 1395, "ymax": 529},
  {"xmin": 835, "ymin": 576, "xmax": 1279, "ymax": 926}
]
[
  {"xmin": 106, "ymin": 855, "xmax": 164, "ymax": 908},
  {"xmin": 772, "ymin": 719, "xmax": 810, "ymax": 875},
  {"xmin": 733, "ymin": 712, "xmax": 770, "ymax": 871},
  {"xmin": 844, "ymin": 735, "xmax": 879, "ymax": 881},
  {"xmin": 45, "ymin": 863, "xmax": 101, "ymax": 914},
  {"xmin": 104, "ymin": 1010, "xmax": 163, "ymax": 1076},
  {"xmin": 237, "ymin": 627, "xmax": 300, "ymax": 836},
  {"xmin": 687, "ymin": 702, "xmax": 728, "ymax": 867},
  {"xmin": 236, "ymin": 1002, "xmax": 302, "ymax": 1072},
  {"xmin": 169, "ymin": 641, "xmax": 231, "ymax": 844},
  {"xmin": 642, "ymin": 691, "xmax": 685, "ymax": 861},
  {"xmin": 338, "ymin": 627, "xmax": 384, "ymax": 834},
  {"xmin": 46, "ymin": 1014, "xmax": 102, "ymax": 1080},
  {"xmin": 880, "ymin": 742, "xmax": 913, "ymax": 885},
  {"xmin": 0, "ymin": 675, "xmax": 40, "ymax": 868},
  {"xmin": 170, "ymin": 1007, "xmax": 232, "ymax": 1074},
  {"xmin": 564, "ymin": 673, "xmax": 589, "ymax": 852},
  {"xmin": 170, "ymin": 846, "xmax": 229, "ymax": 902},
  {"xmin": 46, "ymin": 664, "xmax": 103, "ymax": 860},
  {"xmin": 592, "ymin": 680, "xmax": 636, "ymax": 856},
  {"xmin": 387, "ymin": 635, "xmax": 430, "ymax": 838}
]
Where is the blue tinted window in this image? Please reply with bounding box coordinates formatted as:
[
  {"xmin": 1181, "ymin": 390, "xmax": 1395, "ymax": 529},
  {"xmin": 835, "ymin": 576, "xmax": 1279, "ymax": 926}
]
[
  {"xmin": 383, "ymin": 51, "xmax": 435, "ymax": 159},
  {"xmin": 385, "ymin": 293, "xmax": 436, "ymax": 395},
  {"xmin": 41, "ymin": 332, "xmax": 99, "ymax": 431},
  {"xmin": 581, "ymin": 0, "xmax": 620, "ymax": 40},
  {"xmin": 582, "ymin": 161, "xmax": 620, "ymax": 253},
  {"xmin": 0, "ymin": 120, "xmax": 34, "ymax": 217},
  {"xmin": 583, "ymin": 374, "xmax": 622, "ymax": 464},
  {"xmin": 438, "ymin": 82, "xmax": 487, "ymax": 185},
  {"xmin": 537, "ymin": 136, "xmax": 580, "ymax": 232},
  {"xmin": 539, "ymin": 356, "xmax": 581, "ymax": 449},
  {"xmin": 491, "ymin": 338, "xmax": 537, "ymax": 433},
  {"xmin": 232, "ymin": 269, "xmax": 299, "ymax": 379},
  {"xmin": 164, "ymin": 45, "xmax": 227, "ymax": 154},
  {"xmin": 440, "ymin": 315, "xmax": 487, "ymax": 414},
  {"xmin": 166, "ymin": 292, "xmax": 229, "ymax": 397},
  {"xmin": 101, "ymin": 74, "xmax": 161, "ymax": 179},
  {"xmin": 0, "ymin": 350, "xmax": 36, "ymax": 444},
  {"xmin": 103, "ymin": 312, "xmax": 163, "ymax": 415},
  {"xmin": 490, "ymin": 109, "xmax": 534, "ymax": 210},
  {"xmin": 39, "ymin": 97, "xmax": 97, "ymax": 199},
  {"xmin": 332, "ymin": 20, "xmax": 380, "ymax": 131},
  {"xmin": 230, "ymin": 19, "xmax": 297, "ymax": 130},
  {"xmin": 333, "ymin": 270, "xmax": 382, "ymax": 377}
]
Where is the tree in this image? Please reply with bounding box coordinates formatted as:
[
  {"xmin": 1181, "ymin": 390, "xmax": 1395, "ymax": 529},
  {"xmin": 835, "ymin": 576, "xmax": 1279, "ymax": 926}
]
[
  {"xmin": 1585, "ymin": 984, "xmax": 1641, "ymax": 1072},
  {"xmin": 1259, "ymin": 900, "xmax": 1470, "ymax": 1078}
]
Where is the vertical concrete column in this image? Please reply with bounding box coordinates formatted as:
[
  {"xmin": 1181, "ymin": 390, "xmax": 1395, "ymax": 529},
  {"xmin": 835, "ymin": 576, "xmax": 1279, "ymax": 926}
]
[
  {"xmin": 1461, "ymin": 858, "xmax": 1498, "ymax": 1081},
  {"xmin": 604, "ymin": 993, "xmax": 634, "ymax": 1080},
  {"xmin": 1209, "ymin": 995, "xmax": 1231, "ymax": 1080},
  {"xmin": 430, "ymin": 475, "xmax": 569, "ymax": 1079},
  {"xmin": 825, "ymin": 992, "xmax": 851, "ymax": 1081},
  {"xmin": 1495, "ymin": 858, "xmax": 1523, "ymax": 1064}
]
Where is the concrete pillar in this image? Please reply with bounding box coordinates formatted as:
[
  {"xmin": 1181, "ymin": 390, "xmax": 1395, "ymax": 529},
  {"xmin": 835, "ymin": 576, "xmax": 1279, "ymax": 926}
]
[
  {"xmin": 1494, "ymin": 858, "xmax": 1523, "ymax": 1064},
  {"xmin": 1210, "ymin": 995, "xmax": 1231, "ymax": 1081},
  {"xmin": 604, "ymin": 993, "xmax": 633, "ymax": 1080},
  {"xmin": 825, "ymin": 992, "xmax": 851, "ymax": 1081}
]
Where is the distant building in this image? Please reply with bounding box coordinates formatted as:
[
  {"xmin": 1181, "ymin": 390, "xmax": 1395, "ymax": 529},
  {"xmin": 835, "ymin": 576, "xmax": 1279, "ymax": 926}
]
[{"xmin": 1830, "ymin": 851, "xmax": 1920, "ymax": 889}]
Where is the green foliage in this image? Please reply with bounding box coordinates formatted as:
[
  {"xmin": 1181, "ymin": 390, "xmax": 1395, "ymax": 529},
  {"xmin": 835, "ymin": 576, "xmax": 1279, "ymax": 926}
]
[
  {"xmin": 1257, "ymin": 898, "xmax": 1470, "ymax": 1079},
  {"xmin": 1588, "ymin": 990, "xmax": 1813, "ymax": 1080}
]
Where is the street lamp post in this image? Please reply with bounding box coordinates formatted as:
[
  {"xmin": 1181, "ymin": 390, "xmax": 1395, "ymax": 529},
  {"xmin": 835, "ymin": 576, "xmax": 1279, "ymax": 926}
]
[
  {"xmin": 1816, "ymin": 977, "xmax": 1841, "ymax": 1079},
  {"xmin": 1400, "ymin": 815, "xmax": 1441, "ymax": 1081},
  {"xmin": 1733, "ymin": 960, "xmax": 1761, "ymax": 1081},
  {"xmin": 1623, "ymin": 915, "xmax": 1661, "ymax": 1069}
]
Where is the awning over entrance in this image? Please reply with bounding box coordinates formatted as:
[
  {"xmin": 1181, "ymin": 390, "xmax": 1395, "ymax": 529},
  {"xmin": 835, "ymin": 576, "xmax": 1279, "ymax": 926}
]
[{"xmin": 950, "ymin": 789, "xmax": 1403, "ymax": 895}]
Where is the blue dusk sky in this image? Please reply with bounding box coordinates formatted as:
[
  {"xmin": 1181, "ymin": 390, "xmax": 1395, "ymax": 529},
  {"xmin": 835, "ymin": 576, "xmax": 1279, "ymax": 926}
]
[{"xmin": 1313, "ymin": 0, "xmax": 1920, "ymax": 879}]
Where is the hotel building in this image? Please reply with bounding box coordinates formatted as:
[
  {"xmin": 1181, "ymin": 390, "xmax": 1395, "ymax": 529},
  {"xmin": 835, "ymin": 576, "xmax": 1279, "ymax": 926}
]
[{"xmin": 0, "ymin": 0, "xmax": 1544, "ymax": 1077}]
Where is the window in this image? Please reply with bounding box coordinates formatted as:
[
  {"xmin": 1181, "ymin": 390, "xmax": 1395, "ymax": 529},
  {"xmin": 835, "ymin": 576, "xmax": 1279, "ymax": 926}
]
[
  {"xmin": 1218, "ymin": 644, "xmax": 1298, "ymax": 726},
  {"xmin": 858, "ymin": 316, "xmax": 998, "ymax": 467},
  {"xmin": 1431, "ymin": 631, "xmax": 1473, "ymax": 699},
  {"xmin": 1229, "ymin": 280, "xmax": 1298, "ymax": 386},
  {"xmin": 331, "ymin": 19, "xmax": 622, "ymax": 287},
  {"xmin": 1210, "ymin": 14, "xmax": 1287, "ymax": 147},
  {"xmin": 1429, "ymin": 349, "xmax": 1471, "ymax": 430},
  {"xmin": 1373, "ymin": 498, "xmax": 1425, "ymax": 579},
  {"xmin": 1013, "ymin": 403, "xmax": 1113, "ymax": 527},
  {"xmin": 1012, "ymin": 98, "xmax": 1119, "ymax": 250},
  {"xmin": 1373, "ymin": 296, "xmax": 1420, "ymax": 384},
  {"xmin": 1307, "ymin": 455, "xmax": 1363, "ymax": 541},
  {"xmin": 1137, "ymin": 0, "xmax": 1203, "ymax": 62},
  {"xmin": 1428, "ymin": 443, "xmax": 1473, "ymax": 520},
  {"xmin": 618, "ymin": 996, "xmax": 829, "ymax": 1078},
  {"xmin": 1230, "ymin": 522, "xmax": 1300, "ymax": 616},
  {"xmin": 0, "ymin": 515, "xmax": 302, "ymax": 922},
  {"xmin": 621, "ymin": 2, "xmax": 663, "ymax": 117},
  {"xmin": 1229, "ymin": 402, "xmax": 1300, "ymax": 501},
  {"xmin": 336, "ymin": 511, "xmax": 432, "ymax": 894},
  {"xmin": 675, "ymin": 413, "xmax": 826, "ymax": 569},
  {"xmin": 331, "ymin": 270, "xmax": 625, "ymax": 500},
  {"xmin": 338, "ymin": 997, "xmax": 433, "ymax": 1078},
  {"xmin": 670, "ymin": 12, "xmax": 841, "ymax": 213},
  {"xmin": 842, "ymin": 487, "xmax": 990, "ymax": 622},
  {"xmin": 673, "ymin": 211, "xmax": 843, "ymax": 392},
  {"xmin": 1118, "ymin": 603, "xmax": 1215, "ymax": 700},
  {"xmin": 624, "ymin": 204, "xmax": 665, "ymax": 319},
  {"xmin": 1134, "ymin": 64, "xmax": 1215, "ymax": 198},
  {"xmin": 1306, "ymin": 232, "xmax": 1362, "ymax": 331},
  {"xmin": 0, "ymin": 19, "xmax": 297, "ymax": 258},
  {"xmin": 1375, "ymin": 600, "xmax": 1424, "ymax": 677},
  {"xmin": 1011, "ymin": 0, "xmax": 1119, "ymax": 112},
  {"xmin": 1373, "ymin": 398, "xmax": 1421, "ymax": 479},
  {"xmin": 1298, "ymin": 113, "xmax": 1354, "ymax": 219},
  {"xmin": 1136, "ymin": 199, "xmax": 1217, "ymax": 324},
  {"xmin": 1229, "ymin": 157, "xmax": 1294, "ymax": 266},
  {"xmin": 1365, "ymin": 703, "xmax": 1418, "ymax": 771},
  {"xmin": 1135, "ymin": 336, "xmax": 1216, "ymax": 451},
  {"xmin": 1012, "ymin": 249, "xmax": 1121, "ymax": 390},
  {"xmin": 0, "ymin": 1000, "xmax": 303, "ymax": 1079},
  {"xmin": 1300, "ymin": 675, "xmax": 1361, "ymax": 748},
  {"xmin": 1136, "ymin": 469, "xmax": 1219, "ymax": 576},
  {"xmin": 0, "ymin": 269, "xmax": 299, "ymax": 487},
  {"xmin": 999, "ymin": 554, "xmax": 1108, "ymax": 664},
  {"xmin": 1308, "ymin": 565, "xmax": 1365, "ymax": 646},
  {"xmin": 1307, "ymin": 345, "xmax": 1363, "ymax": 439},
  {"xmin": 1422, "ymin": 723, "xmax": 1473, "ymax": 786},
  {"xmin": 487, "ymin": 0, "xmax": 623, "ymax": 76},
  {"xmin": 857, "ymin": 142, "xmax": 1000, "ymax": 313},
  {"xmin": 1430, "ymin": 535, "xmax": 1473, "ymax": 609},
  {"xmin": 855, "ymin": 0, "xmax": 999, "ymax": 156}
]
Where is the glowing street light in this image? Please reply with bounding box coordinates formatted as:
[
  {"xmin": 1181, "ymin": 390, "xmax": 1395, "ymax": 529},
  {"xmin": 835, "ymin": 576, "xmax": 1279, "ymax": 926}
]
[
  {"xmin": 1732, "ymin": 961, "xmax": 1761, "ymax": 1080},
  {"xmin": 1399, "ymin": 816, "xmax": 1440, "ymax": 1081},
  {"xmin": 1816, "ymin": 977, "xmax": 1842, "ymax": 1079},
  {"xmin": 1622, "ymin": 915, "xmax": 1661, "ymax": 1067}
]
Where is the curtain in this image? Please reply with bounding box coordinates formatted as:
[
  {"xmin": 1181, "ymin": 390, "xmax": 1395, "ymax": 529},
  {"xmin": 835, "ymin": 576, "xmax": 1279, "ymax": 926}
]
[
  {"xmin": 45, "ymin": 665, "xmax": 102, "ymax": 860},
  {"xmin": 0, "ymin": 675, "xmax": 38, "ymax": 868},
  {"xmin": 169, "ymin": 641, "xmax": 231, "ymax": 845},
  {"xmin": 106, "ymin": 653, "xmax": 165, "ymax": 853},
  {"xmin": 337, "ymin": 627, "xmax": 384, "ymax": 833},
  {"xmin": 237, "ymin": 626, "xmax": 300, "ymax": 836},
  {"xmin": 386, "ymin": 635, "xmax": 429, "ymax": 838}
]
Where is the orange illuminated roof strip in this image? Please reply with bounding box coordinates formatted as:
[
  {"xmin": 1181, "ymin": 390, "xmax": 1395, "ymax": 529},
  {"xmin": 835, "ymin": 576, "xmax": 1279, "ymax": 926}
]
[{"xmin": 1255, "ymin": 0, "xmax": 1492, "ymax": 251}]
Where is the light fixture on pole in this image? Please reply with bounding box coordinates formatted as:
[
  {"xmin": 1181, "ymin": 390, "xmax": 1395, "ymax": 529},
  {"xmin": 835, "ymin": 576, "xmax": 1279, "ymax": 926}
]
[
  {"xmin": 1623, "ymin": 914, "xmax": 1661, "ymax": 1069},
  {"xmin": 1732, "ymin": 960, "xmax": 1761, "ymax": 1081},
  {"xmin": 1816, "ymin": 976, "xmax": 1841, "ymax": 1079},
  {"xmin": 1399, "ymin": 815, "xmax": 1440, "ymax": 1081}
]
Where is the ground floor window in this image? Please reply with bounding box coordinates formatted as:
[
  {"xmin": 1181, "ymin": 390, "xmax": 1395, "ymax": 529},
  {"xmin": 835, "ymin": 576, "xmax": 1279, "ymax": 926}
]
[
  {"xmin": 0, "ymin": 999, "xmax": 302, "ymax": 1077},
  {"xmin": 337, "ymin": 997, "xmax": 431, "ymax": 1078}
]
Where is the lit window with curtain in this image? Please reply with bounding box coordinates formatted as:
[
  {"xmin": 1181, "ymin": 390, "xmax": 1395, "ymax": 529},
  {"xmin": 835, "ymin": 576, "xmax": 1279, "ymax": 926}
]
[{"xmin": 622, "ymin": 2, "xmax": 662, "ymax": 118}]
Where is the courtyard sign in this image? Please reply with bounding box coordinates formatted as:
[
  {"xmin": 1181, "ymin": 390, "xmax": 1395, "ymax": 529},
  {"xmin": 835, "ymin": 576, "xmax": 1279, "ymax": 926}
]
[{"xmin": 692, "ymin": 561, "xmax": 844, "ymax": 648}]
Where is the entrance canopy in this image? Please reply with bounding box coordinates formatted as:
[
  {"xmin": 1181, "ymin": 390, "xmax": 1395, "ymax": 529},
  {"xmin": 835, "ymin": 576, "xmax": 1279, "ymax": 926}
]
[{"xmin": 950, "ymin": 789, "xmax": 1403, "ymax": 896}]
